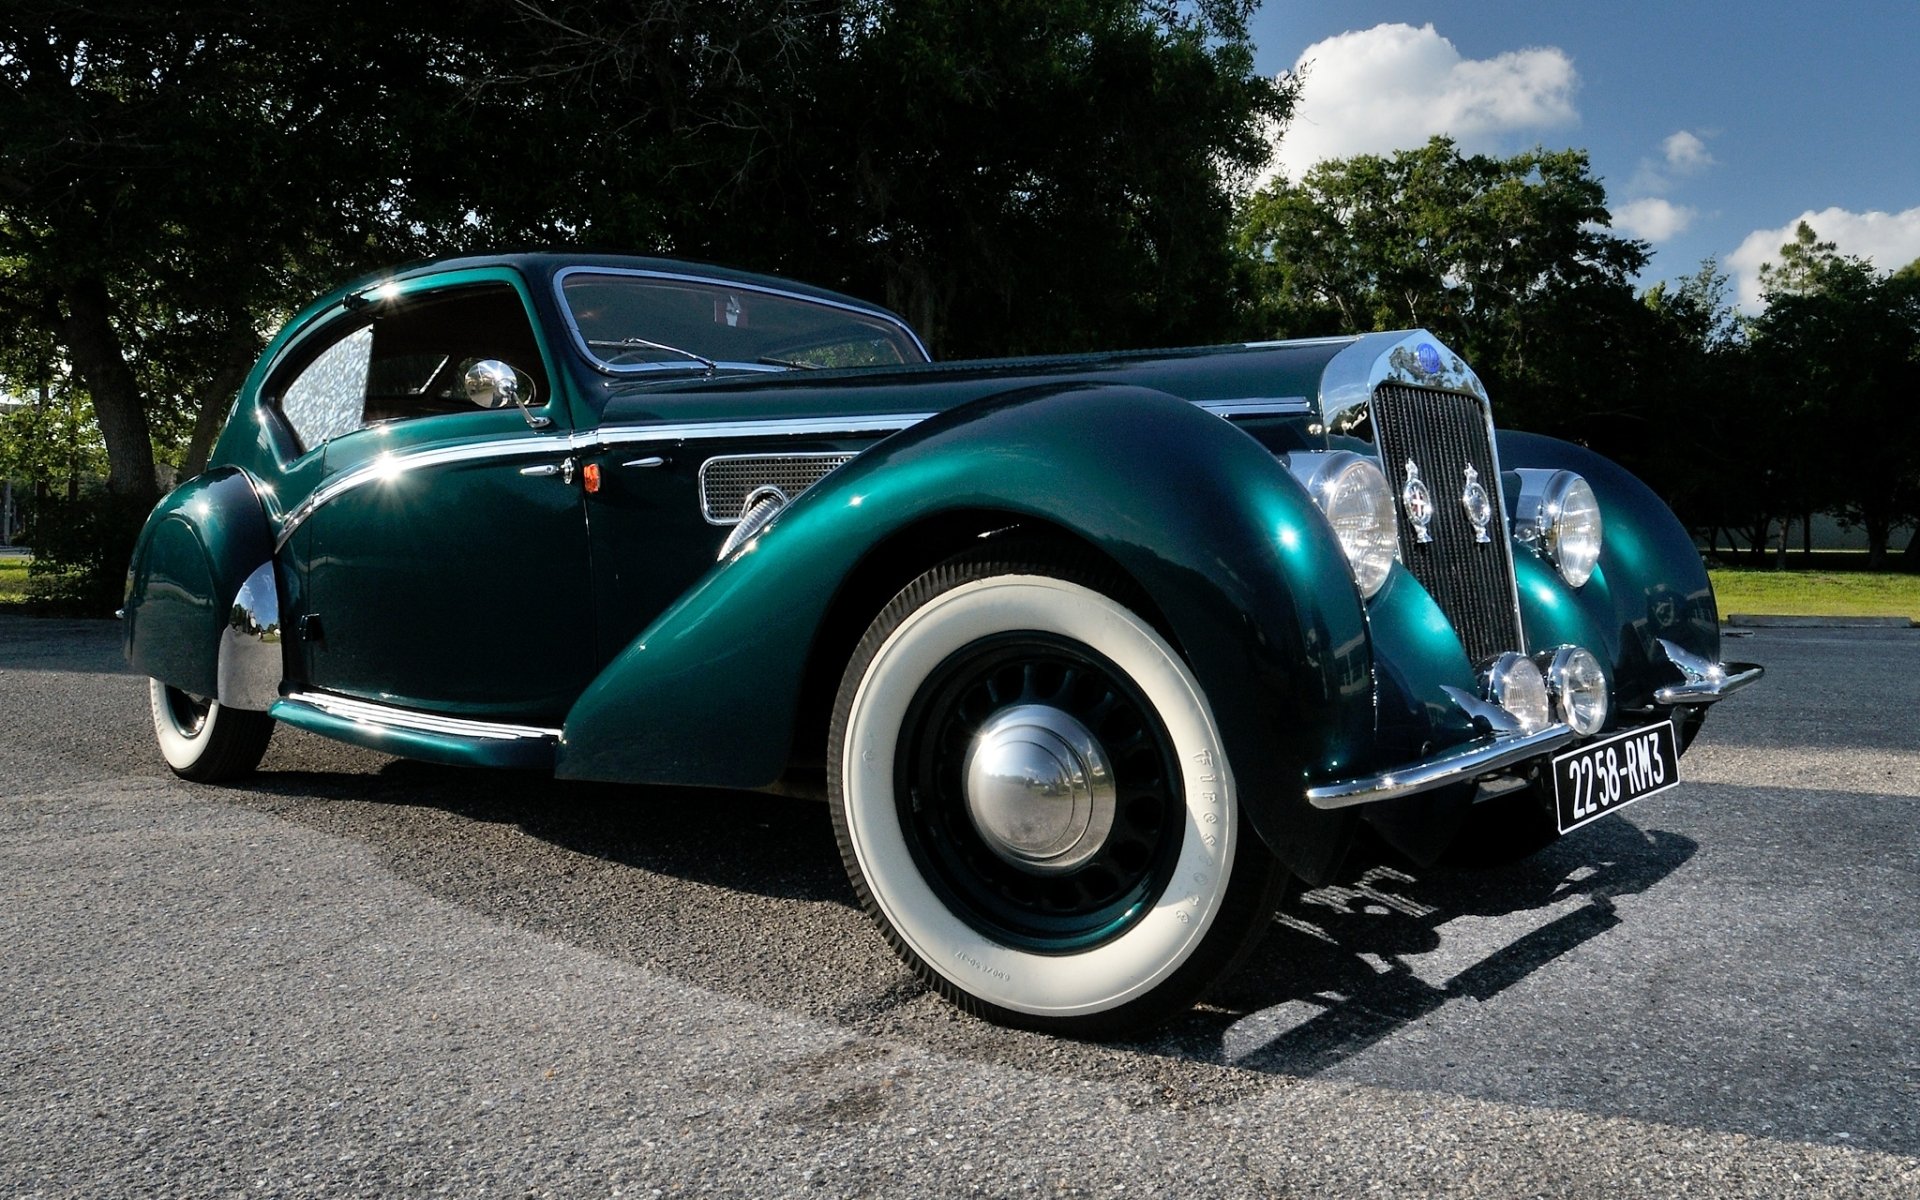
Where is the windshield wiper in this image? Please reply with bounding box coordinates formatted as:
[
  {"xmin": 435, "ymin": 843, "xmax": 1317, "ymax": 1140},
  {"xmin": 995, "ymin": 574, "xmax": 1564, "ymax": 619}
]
[
  {"xmin": 756, "ymin": 355, "xmax": 821, "ymax": 370},
  {"xmin": 587, "ymin": 337, "xmax": 716, "ymax": 376}
]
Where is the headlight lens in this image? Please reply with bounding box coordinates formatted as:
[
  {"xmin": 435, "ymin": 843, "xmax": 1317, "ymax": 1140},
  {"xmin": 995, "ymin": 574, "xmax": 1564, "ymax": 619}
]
[
  {"xmin": 1514, "ymin": 469, "xmax": 1604, "ymax": 587},
  {"xmin": 1485, "ymin": 651, "xmax": 1551, "ymax": 732},
  {"xmin": 1544, "ymin": 645, "xmax": 1609, "ymax": 735},
  {"xmin": 1286, "ymin": 451, "xmax": 1399, "ymax": 599}
]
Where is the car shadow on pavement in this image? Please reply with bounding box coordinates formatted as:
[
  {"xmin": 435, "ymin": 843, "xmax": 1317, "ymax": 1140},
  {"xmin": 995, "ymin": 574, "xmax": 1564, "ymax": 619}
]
[
  {"xmin": 1194, "ymin": 821, "xmax": 1698, "ymax": 1075},
  {"xmin": 237, "ymin": 746, "xmax": 1699, "ymax": 1091}
]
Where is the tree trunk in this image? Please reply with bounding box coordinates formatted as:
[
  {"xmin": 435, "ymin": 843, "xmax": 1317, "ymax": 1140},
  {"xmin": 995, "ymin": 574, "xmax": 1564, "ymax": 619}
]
[
  {"xmin": 1866, "ymin": 517, "xmax": 1890, "ymax": 571},
  {"xmin": 179, "ymin": 316, "xmax": 264, "ymax": 481},
  {"xmin": 1902, "ymin": 523, "xmax": 1920, "ymax": 572},
  {"xmin": 1802, "ymin": 507, "xmax": 1812, "ymax": 558},
  {"xmin": 57, "ymin": 275, "xmax": 156, "ymax": 508},
  {"xmin": 1774, "ymin": 517, "xmax": 1789, "ymax": 571}
]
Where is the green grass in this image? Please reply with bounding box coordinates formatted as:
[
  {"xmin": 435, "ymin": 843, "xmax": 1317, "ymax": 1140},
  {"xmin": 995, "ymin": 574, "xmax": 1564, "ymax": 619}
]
[
  {"xmin": 0, "ymin": 556, "xmax": 29, "ymax": 605},
  {"xmin": 1710, "ymin": 568, "xmax": 1920, "ymax": 620}
]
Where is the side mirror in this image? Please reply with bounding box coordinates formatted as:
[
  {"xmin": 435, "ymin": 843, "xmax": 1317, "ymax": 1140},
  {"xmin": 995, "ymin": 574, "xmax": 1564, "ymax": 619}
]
[{"xmin": 464, "ymin": 360, "xmax": 550, "ymax": 429}]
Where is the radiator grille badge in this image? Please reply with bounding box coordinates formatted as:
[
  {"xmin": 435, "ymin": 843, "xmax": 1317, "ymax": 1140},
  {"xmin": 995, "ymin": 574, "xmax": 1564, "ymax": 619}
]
[
  {"xmin": 1401, "ymin": 459, "xmax": 1434, "ymax": 544},
  {"xmin": 1461, "ymin": 463, "xmax": 1493, "ymax": 544}
]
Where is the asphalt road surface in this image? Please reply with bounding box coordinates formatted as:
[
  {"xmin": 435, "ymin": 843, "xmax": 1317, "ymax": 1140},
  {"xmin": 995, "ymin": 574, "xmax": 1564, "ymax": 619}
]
[{"xmin": 4, "ymin": 617, "xmax": 1917, "ymax": 1198}]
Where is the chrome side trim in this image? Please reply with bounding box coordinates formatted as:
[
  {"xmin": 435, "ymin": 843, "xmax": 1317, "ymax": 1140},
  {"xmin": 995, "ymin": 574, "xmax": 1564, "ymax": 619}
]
[
  {"xmin": 274, "ymin": 436, "xmax": 574, "ymax": 549},
  {"xmin": 1652, "ymin": 639, "xmax": 1765, "ymax": 706},
  {"xmin": 282, "ymin": 692, "xmax": 561, "ymax": 741},
  {"xmin": 1306, "ymin": 723, "xmax": 1578, "ymax": 810},
  {"xmin": 216, "ymin": 561, "xmax": 284, "ymax": 711},
  {"xmin": 1194, "ymin": 397, "xmax": 1312, "ymax": 419},
  {"xmin": 588, "ymin": 413, "xmax": 936, "ymax": 447}
]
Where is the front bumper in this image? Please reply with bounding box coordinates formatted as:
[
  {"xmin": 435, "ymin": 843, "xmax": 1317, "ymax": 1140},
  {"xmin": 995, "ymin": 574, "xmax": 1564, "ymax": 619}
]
[{"xmin": 1304, "ymin": 646, "xmax": 1763, "ymax": 811}]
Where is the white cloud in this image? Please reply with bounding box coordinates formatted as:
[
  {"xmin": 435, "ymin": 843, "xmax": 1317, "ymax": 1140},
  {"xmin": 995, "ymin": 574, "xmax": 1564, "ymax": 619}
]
[
  {"xmin": 1269, "ymin": 23, "xmax": 1579, "ymax": 183},
  {"xmin": 1727, "ymin": 206, "xmax": 1920, "ymax": 308},
  {"xmin": 1612, "ymin": 197, "xmax": 1698, "ymax": 243},
  {"xmin": 1662, "ymin": 130, "xmax": 1715, "ymax": 174}
]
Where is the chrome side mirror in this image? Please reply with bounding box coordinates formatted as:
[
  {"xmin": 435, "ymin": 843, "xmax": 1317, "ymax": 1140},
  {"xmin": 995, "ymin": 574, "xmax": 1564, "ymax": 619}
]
[{"xmin": 464, "ymin": 360, "xmax": 550, "ymax": 429}]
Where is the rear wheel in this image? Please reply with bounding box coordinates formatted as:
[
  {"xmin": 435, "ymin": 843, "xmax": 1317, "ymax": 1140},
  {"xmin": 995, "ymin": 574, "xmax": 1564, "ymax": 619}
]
[
  {"xmin": 148, "ymin": 679, "xmax": 274, "ymax": 782},
  {"xmin": 829, "ymin": 546, "xmax": 1287, "ymax": 1035}
]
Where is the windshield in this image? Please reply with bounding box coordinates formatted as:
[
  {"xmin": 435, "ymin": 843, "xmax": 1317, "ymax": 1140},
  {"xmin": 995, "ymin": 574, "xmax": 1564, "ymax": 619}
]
[{"xmin": 559, "ymin": 270, "xmax": 927, "ymax": 373}]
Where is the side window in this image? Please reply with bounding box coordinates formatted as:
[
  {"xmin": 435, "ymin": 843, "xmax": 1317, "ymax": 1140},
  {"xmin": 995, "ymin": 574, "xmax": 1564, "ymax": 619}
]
[
  {"xmin": 270, "ymin": 282, "xmax": 550, "ymax": 453},
  {"xmin": 279, "ymin": 325, "xmax": 372, "ymax": 450}
]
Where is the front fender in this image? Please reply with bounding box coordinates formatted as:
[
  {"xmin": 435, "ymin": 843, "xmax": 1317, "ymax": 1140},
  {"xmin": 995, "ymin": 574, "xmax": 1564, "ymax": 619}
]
[
  {"xmin": 123, "ymin": 468, "xmax": 277, "ymax": 700},
  {"xmin": 1497, "ymin": 431, "xmax": 1717, "ymax": 705},
  {"xmin": 559, "ymin": 384, "xmax": 1375, "ymax": 882}
]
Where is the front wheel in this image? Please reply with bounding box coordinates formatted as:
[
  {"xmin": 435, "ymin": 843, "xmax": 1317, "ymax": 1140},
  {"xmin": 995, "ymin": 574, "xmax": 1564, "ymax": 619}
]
[
  {"xmin": 148, "ymin": 679, "xmax": 274, "ymax": 782},
  {"xmin": 829, "ymin": 547, "xmax": 1286, "ymax": 1036}
]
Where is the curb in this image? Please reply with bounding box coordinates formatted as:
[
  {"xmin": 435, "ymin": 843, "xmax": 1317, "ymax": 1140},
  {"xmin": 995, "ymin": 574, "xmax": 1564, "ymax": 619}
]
[{"xmin": 1726, "ymin": 614, "xmax": 1917, "ymax": 629}]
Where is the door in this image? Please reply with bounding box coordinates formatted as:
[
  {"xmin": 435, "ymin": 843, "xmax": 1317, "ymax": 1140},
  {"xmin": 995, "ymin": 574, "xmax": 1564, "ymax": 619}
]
[{"xmin": 271, "ymin": 277, "xmax": 593, "ymax": 723}]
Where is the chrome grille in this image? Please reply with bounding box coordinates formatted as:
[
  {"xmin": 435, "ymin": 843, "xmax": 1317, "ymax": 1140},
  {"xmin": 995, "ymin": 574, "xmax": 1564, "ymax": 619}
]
[
  {"xmin": 1370, "ymin": 384, "xmax": 1522, "ymax": 665},
  {"xmin": 698, "ymin": 452, "xmax": 856, "ymax": 524}
]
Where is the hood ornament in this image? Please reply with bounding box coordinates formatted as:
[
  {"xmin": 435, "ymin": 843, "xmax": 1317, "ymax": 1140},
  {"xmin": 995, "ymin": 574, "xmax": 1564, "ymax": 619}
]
[
  {"xmin": 1461, "ymin": 463, "xmax": 1493, "ymax": 544},
  {"xmin": 1401, "ymin": 459, "xmax": 1434, "ymax": 544}
]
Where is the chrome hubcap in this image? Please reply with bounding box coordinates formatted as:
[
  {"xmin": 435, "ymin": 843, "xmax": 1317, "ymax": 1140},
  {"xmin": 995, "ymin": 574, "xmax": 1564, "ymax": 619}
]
[{"xmin": 962, "ymin": 704, "xmax": 1116, "ymax": 874}]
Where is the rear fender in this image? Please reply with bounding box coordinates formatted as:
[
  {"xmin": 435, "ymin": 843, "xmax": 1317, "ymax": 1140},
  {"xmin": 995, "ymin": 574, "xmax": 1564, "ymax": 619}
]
[
  {"xmin": 559, "ymin": 383, "xmax": 1376, "ymax": 883},
  {"xmin": 123, "ymin": 468, "xmax": 280, "ymax": 706}
]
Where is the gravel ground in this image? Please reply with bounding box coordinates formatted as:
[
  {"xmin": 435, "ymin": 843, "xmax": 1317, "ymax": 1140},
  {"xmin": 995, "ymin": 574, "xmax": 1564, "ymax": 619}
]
[{"xmin": 2, "ymin": 618, "xmax": 1916, "ymax": 1197}]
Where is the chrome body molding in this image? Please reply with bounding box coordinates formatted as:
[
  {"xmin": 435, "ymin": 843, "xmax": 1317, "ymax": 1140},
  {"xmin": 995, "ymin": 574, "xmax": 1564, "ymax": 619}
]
[
  {"xmin": 591, "ymin": 413, "xmax": 937, "ymax": 447},
  {"xmin": 274, "ymin": 436, "xmax": 572, "ymax": 549},
  {"xmin": 1317, "ymin": 329, "xmax": 1488, "ymax": 435},
  {"xmin": 1193, "ymin": 397, "xmax": 1311, "ymax": 419},
  {"xmin": 215, "ymin": 561, "xmax": 284, "ymax": 711},
  {"xmin": 1306, "ymin": 722, "xmax": 1578, "ymax": 810},
  {"xmin": 1652, "ymin": 639, "xmax": 1765, "ymax": 706},
  {"xmin": 281, "ymin": 692, "xmax": 561, "ymax": 741}
]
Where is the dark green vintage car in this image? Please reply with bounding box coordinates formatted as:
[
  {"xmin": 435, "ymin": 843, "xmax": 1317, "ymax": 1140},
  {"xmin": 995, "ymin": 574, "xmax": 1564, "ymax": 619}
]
[{"xmin": 124, "ymin": 252, "xmax": 1760, "ymax": 1034}]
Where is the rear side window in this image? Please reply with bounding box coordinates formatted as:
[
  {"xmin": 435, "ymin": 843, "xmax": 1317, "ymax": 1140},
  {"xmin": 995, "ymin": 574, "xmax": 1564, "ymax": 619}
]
[{"xmin": 268, "ymin": 283, "xmax": 548, "ymax": 453}]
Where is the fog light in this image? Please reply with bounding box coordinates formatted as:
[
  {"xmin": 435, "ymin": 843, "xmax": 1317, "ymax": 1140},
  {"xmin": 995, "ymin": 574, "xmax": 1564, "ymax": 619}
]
[
  {"xmin": 1485, "ymin": 652, "xmax": 1551, "ymax": 732},
  {"xmin": 1544, "ymin": 645, "xmax": 1609, "ymax": 735}
]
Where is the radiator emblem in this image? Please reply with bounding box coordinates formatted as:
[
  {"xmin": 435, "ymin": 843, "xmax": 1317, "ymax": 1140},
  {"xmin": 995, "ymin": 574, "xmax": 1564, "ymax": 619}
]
[
  {"xmin": 1461, "ymin": 463, "xmax": 1493, "ymax": 544},
  {"xmin": 1401, "ymin": 459, "xmax": 1435, "ymax": 544}
]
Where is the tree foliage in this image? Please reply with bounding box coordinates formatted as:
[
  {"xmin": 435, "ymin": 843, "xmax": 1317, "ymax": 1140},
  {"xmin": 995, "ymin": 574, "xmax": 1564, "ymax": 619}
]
[{"xmin": 1, "ymin": 1, "xmax": 1289, "ymax": 605}]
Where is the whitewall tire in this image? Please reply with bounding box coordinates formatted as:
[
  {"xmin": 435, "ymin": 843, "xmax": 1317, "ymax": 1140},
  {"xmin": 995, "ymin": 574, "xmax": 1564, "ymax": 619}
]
[
  {"xmin": 828, "ymin": 546, "xmax": 1286, "ymax": 1035},
  {"xmin": 148, "ymin": 678, "xmax": 274, "ymax": 783}
]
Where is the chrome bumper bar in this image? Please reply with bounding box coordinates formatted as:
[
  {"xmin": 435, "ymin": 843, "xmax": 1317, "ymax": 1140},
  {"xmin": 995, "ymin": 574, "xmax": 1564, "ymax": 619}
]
[
  {"xmin": 1653, "ymin": 638, "xmax": 1764, "ymax": 706},
  {"xmin": 1305, "ymin": 723, "xmax": 1578, "ymax": 811}
]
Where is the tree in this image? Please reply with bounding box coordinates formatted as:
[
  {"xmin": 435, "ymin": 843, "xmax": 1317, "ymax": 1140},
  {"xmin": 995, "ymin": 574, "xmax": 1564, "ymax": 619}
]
[
  {"xmin": 1233, "ymin": 137, "xmax": 1652, "ymax": 441},
  {"xmin": 1746, "ymin": 223, "xmax": 1920, "ymax": 568}
]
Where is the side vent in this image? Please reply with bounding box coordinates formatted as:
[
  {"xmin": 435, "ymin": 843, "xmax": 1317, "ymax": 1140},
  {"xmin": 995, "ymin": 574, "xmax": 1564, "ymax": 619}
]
[{"xmin": 699, "ymin": 453, "xmax": 856, "ymax": 525}]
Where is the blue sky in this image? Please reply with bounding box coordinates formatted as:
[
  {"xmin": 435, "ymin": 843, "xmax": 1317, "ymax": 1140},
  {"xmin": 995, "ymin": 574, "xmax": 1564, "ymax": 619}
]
[{"xmin": 1247, "ymin": 2, "xmax": 1920, "ymax": 308}]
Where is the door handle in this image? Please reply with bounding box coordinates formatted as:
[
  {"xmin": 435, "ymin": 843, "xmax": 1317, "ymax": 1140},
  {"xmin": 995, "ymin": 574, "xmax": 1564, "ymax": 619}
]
[{"xmin": 520, "ymin": 456, "xmax": 577, "ymax": 485}]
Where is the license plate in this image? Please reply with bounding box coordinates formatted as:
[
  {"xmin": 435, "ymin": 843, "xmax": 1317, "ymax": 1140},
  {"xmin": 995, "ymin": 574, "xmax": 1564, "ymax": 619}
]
[{"xmin": 1551, "ymin": 720, "xmax": 1681, "ymax": 834}]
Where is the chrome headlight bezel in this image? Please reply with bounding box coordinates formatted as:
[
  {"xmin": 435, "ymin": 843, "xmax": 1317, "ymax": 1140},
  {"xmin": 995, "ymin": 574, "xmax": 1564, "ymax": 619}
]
[
  {"xmin": 1284, "ymin": 450, "xmax": 1400, "ymax": 599},
  {"xmin": 1484, "ymin": 650, "xmax": 1551, "ymax": 733},
  {"xmin": 1541, "ymin": 645, "xmax": 1609, "ymax": 735},
  {"xmin": 1512, "ymin": 469, "xmax": 1603, "ymax": 587}
]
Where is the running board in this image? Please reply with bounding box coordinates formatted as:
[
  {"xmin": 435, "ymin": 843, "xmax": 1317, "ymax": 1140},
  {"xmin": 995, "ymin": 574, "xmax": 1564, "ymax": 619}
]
[{"xmin": 270, "ymin": 692, "xmax": 560, "ymax": 770}]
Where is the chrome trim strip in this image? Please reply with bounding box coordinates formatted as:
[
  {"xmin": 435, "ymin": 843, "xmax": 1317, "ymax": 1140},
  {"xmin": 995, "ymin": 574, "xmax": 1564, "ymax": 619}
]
[
  {"xmin": 1306, "ymin": 723, "xmax": 1578, "ymax": 810},
  {"xmin": 551, "ymin": 265, "xmax": 934, "ymax": 371},
  {"xmin": 282, "ymin": 692, "xmax": 561, "ymax": 741},
  {"xmin": 1194, "ymin": 398, "xmax": 1312, "ymax": 419},
  {"xmin": 586, "ymin": 413, "xmax": 935, "ymax": 447},
  {"xmin": 274, "ymin": 436, "xmax": 574, "ymax": 549},
  {"xmin": 1652, "ymin": 638, "xmax": 1765, "ymax": 705}
]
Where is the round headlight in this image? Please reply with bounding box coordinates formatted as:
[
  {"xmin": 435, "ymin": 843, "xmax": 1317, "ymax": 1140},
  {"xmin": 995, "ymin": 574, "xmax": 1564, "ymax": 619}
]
[
  {"xmin": 1545, "ymin": 474, "xmax": 1603, "ymax": 587},
  {"xmin": 1486, "ymin": 651, "xmax": 1551, "ymax": 732},
  {"xmin": 1544, "ymin": 645, "xmax": 1609, "ymax": 735},
  {"xmin": 1286, "ymin": 452, "xmax": 1399, "ymax": 599},
  {"xmin": 1513, "ymin": 469, "xmax": 1603, "ymax": 587}
]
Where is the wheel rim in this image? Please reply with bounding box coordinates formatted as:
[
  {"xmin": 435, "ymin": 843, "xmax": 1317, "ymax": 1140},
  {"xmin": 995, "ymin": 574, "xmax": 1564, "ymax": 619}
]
[
  {"xmin": 895, "ymin": 633, "xmax": 1183, "ymax": 953},
  {"xmin": 160, "ymin": 685, "xmax": 212, "ymax": 738}
]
